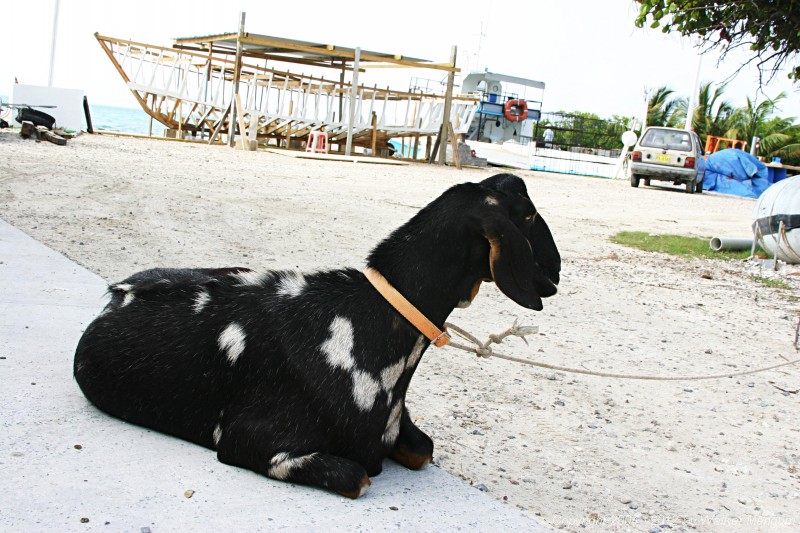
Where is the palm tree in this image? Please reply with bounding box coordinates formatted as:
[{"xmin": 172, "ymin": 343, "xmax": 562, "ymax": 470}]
[
  {"xmin": 646, "ymin": 86, "xmax": 686, "ymax": 128},
  {"xmin": 690, "ymin": 82, "xmax": 734, "ymax": 146},
  {"xmin": 725, "ymin": 92, "xmax": 800, "ymax": 162}
]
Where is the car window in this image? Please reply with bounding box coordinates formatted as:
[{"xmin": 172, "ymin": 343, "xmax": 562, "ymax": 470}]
[{"xmin": 641, "ymin": 129, "xmax": 692, "ymax": 151}]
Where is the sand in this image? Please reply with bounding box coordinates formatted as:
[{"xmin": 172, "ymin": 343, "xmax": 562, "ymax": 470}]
[{"xmin": 2, "ymin": 130, "xmax": 798, "ymax": 532}]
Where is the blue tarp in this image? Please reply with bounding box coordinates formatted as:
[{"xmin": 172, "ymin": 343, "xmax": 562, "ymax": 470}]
[{"xmin": 703, "ymin": 149, "xmax": 770, "ymax": 198}]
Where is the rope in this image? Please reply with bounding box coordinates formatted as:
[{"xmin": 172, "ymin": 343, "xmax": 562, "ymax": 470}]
[{"xmin": 442, "ymin": 320, "xmax": 800, "ymax": 381}]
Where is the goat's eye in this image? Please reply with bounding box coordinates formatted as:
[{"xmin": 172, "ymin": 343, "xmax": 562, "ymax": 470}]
[{"xmin": 524, "ymin": 214, "xmax": 533, "ymax": 221}]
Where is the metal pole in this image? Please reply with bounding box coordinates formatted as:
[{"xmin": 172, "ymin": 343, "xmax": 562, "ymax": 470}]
[
  {"xmin": 48, "ymin": 0, "xmax": 60, "ymax": 87},
  {"xmin": 345, "ymin": 48, "xmax": 360, "ymax": 157},
  {"xmin": 684, "ymin": 50, "xmax": 702, "ymax": 131},
  {"xmin": 228, "ymin": 12, "xmax": 246, "ymax": 148}
]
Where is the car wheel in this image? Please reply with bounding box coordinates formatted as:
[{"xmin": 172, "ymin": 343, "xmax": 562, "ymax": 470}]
[
  {"xmin": 631, "ymin": 173, "xmax": 640, "ymax": 188},
  {"xmin": 695, "ymin": 178, "xmax": 703, "ymax": 193},
  {"xmin": 686, "ymin": 179, "xmax": 695, "ymax": 194},
  {"xmin": 644, "ymin": 178, "xmax": 650, "ymax": 187}
]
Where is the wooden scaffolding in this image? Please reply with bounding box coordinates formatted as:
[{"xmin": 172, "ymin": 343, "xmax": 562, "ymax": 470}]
[{"xmin": 95, "ymin": 14, "xmax": 476, "ymax": 161}]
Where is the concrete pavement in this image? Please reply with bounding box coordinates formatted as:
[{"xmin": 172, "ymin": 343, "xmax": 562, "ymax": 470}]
[{"xmin": 0, "ymin": 218, "xmax": 548, "ymax": 532}]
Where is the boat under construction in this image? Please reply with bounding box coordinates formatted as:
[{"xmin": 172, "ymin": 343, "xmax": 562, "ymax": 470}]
[{"xmin": 94, "ymin": 20, "xmax": 480, "ymax": 159}]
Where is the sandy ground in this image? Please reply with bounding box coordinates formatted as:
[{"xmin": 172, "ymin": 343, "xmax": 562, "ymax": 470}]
[{"xmin": 2, "ymin": 130, "xmax": 799, "ymax": 532}]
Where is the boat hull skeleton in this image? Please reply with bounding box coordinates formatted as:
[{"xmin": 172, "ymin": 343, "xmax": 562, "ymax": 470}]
[{"xmin": 95, "ymin": 34, "xmax": 479, "ymax": 148}]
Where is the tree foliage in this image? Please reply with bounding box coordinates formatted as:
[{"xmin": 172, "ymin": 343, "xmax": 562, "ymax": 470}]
[
  {"xmin": 633, "ymin": 0, "xmax": 800, "ymax": 84},
  {"xmin": 646, "ymin": 86, "xmax": 686, "ymax": 128}
]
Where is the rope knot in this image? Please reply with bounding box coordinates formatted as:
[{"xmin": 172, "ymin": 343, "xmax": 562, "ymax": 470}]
[{"xmin": 476, "ymin": 345, "xmax": 493, "ymax": 357}]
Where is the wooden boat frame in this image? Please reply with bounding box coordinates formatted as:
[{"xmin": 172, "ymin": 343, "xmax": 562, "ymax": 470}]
[{"xmin": 95, "ymin": 28, "xmax": 478, "ymax": 155}]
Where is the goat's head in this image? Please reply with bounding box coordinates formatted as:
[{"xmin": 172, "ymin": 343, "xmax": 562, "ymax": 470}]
[
  {"xmin": 468, "ymin": 173, "xmax": 560, "ymax": 310},
  {"xmin": 368, "ymin": 173, "xmax": 560, "ymax": 313}
]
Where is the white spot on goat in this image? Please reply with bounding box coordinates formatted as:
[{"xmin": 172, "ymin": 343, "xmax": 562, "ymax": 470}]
[
  {"xmin": 121, "ymin": 292, "xmax": 135, "ymax": 307},
  {"xmin": 352, "ymin": 370, "xmax": 381, "ymax": 411},
  {"xmin": 268, "ymin": 452, "xmax": 317, "ymax": 481},
  {"xmin": 231, "ymin": 270, "xmax": 272, "ymax": 287},
  {"xmin": 213, "ymin": 423, "xmax": 223, "ymax": 446},
  {"xmin": 218, "ymin": 323, "xmax": 246, "ymax": 364},
  {"xmin": 405, "ymin": 336, "xmax": 426, "ymax": 370},
  {"xmin": 382, "ymin": 401, "xmax": 403, "ymax": 445},
  {"xmin": 193, "ymin": 289, "xmax": 211, "ymax": 313},
  {"xmin": 380, "ymin": 358, "xmax": 406, "ymax": 393},
  {"xmin": 276, "ymin": 272, "xmax": 307, "ymax": 297},
  {"xmin": 485, "ymin": 195, "xmax": 499, "ymax": 206},
  {"xmin": 113, "ymin": 283, "xmax": 133, "ymax": 292},
  {"xmin": 321, "ymin": 316, "xmax": 355, "ymax": 371}
]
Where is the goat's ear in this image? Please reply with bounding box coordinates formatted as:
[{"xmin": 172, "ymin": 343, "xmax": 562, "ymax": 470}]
[
  {"xmin": 480, "ymin": 213, "xmax": 557, "ymax": 311},
  {"xmin": 527, "ymin": 215, "xmax": 561, "ymax": 286}
]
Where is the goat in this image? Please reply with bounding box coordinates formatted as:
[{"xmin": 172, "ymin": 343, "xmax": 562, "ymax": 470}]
[{"xmin": 73, "ymin": 173, "xmax": 561, "ymax": 498}]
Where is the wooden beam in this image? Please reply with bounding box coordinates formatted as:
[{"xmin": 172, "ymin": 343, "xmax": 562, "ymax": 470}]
[
  {"xmin": 228, "ymin": 12, "xmax": 246, "ymax": 148},
  {"xmin": 208, "ymin": 101, "xmax": 232, "ymax": 145},
  {"xmin": 371, "ymin": 112, "xmax": 377, "ymax": 155},
  {"xmin": 447, "ymin": 122, "xmax": 461, "ymax": 169},
  {"xmin": 437, "ymin": 46, "xmax": 457, "ymax": 165}
]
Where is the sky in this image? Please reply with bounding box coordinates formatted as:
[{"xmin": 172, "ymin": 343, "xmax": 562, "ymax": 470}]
[{"xmin": 2, "ymin": 0, "xmax": 798, "ymax": 123}]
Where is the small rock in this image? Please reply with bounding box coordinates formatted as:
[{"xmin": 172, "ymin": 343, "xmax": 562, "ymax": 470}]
[
  {"xmin": 74, "ymin": 444, "xmax": 83, "ymax": 450},
  {"xmin": 649, "ymin": 528, "xmax": 662, "ymax": 533},
  {"xmin": 629, "ymin": 502, "xmax": 640, "ymax": 510},
  {"xmin": 618, "ymin": 496, "xmax": 632, "ymax": 504},
  {"xmin": 184, "ymin": 489, "xmax": 195, "ymax": 498},
  {"xmin": 683, "ymin": 388, "xmax": 693, "ymax": 393},
  {"xmin": 471, "ymin": 429, "xmax": 484, "ymax": 435},
  {"xmin": 389, "ymin": 506, "xmax": 399, "ymax": 511},
  {"xmin": 667, "ymin": 443, "xmax": 678, "ymax": 452},
  {"xmin": 475, "ymin": 483, "xmax": 489, "ymax": 492},
  {"xmin": 563, "ymin": 481, "xmax": 573, "ymax": 489},
  {"xmin": 738, "ymin": 497, "xmax": 748, "ymax": 505},
  {"xmin": 80, "ymin": 518, "xmax": 89, "ymax": 523}
]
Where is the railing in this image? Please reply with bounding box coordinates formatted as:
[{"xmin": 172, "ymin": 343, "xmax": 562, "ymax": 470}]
[{"xmin": 96, "ymin": 34, "xmax": 479, "ymax": 146}]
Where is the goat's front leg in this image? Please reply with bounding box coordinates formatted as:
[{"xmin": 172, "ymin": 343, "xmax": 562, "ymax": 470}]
[
  {"xmin": 216, "ymin": 417, "xmax": 371, "ymax": 498},
  {"xmin": 390, "ymin": 407, "xmax": 433, "ymax": 470}
]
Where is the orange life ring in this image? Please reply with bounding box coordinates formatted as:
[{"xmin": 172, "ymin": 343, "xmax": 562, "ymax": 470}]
[{"xmin": 504, "ymin": 99, "xmax": 528, "ymax": 122}]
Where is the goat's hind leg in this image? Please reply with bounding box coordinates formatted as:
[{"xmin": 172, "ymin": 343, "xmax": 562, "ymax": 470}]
[
  {"xmin": 266, "ymin": 451, "xmax": 371, "ymax": 499},
  {"xmin": 216, "ymin": 417, "xmax": 370, "ymax": 498},
  {"xmin": 391, "ymin": 407, "xmax": 434, "ymax": 470}
]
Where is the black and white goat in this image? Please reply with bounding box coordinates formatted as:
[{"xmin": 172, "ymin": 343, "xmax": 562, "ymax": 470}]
[{"xmin": 74, "ymin": 173, "xmax": 561, "ymax": 498}]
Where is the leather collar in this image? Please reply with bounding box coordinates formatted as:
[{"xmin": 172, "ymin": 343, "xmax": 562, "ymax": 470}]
[{"xmin": 364, "ymin": 268, "xmax": 451, "ymax": 347}]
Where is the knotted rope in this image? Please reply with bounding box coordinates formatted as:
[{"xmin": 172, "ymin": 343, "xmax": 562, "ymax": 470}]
[{"xmin": 442, "ymin": 319, "xmax": 800, "ymax": 381}]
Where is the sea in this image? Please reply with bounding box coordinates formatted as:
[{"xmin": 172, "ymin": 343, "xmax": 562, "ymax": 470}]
[{"xmin": 89, "ymin": 104, "xmax": 166, "ymax": 135}]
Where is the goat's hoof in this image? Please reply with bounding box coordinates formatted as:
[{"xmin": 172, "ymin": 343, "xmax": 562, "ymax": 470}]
[
  {"xmin": 336, "ymin": 474, "xmax": 371, "ymax": 499},
  {"xmin": 391, "ymin": 444, "xmax": 433, "ymax": 470}
]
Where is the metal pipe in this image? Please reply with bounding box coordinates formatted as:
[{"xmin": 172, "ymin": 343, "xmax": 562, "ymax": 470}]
[{"xmin": 709, "ymin": 236, "xmax": 754, "ymax": 252}]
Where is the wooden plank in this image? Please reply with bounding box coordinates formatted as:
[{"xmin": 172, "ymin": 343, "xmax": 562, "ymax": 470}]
[
  {"xmin": 36, "ymin": 125, "xmax": 67, "ymax": 146},
  {"xmin": 208, "ymin": 101, "xmax": 232, "ymax": 145},
  {"xmin": 447, "ymin": 122, "xmax": 461, "ymax": 169},
  {"xmin": 234, "ymin": 94, "xmax": 255, "ymax": 150},
  {"xmin": 228, "ymin": 12, "xmax": 246, "ymax": 148},
  {"xmin": 371, "ymin": 112, "xmax": 377, "ymax": 155},
  {"xmin": 437, "ymin": 46, "xmax": 457, "ymax": 165}
]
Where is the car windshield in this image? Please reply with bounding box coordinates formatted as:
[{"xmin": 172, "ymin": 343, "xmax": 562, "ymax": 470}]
[{"xmin": 641, "ymin": 129, "xmax": 692, "ymax": 152}]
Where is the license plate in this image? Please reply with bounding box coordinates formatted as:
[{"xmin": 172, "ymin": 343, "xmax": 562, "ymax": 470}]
[{"xmin": 655, "ymin": 154, "xmax": 671, "ymax": 163}]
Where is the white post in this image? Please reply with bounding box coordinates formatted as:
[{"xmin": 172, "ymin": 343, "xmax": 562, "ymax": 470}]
[
  {"xmin": 684, "ymin": 51, "xmax": 702, "ymax": 131},
  {"xmin": 48, "ymin": 0, "xmax": 60, "ymax": 87},
  {"xmin": 345, "ymin": 47, "xmax": 361, "ymax": 157}
]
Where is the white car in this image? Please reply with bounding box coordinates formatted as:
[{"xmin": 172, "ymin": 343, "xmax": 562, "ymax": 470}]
[{"xmin": 630, "ymin": 127, "xmax": 706, "ymax": 193}]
